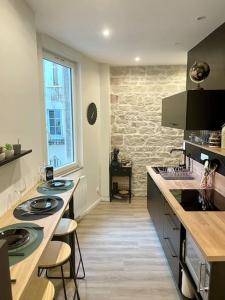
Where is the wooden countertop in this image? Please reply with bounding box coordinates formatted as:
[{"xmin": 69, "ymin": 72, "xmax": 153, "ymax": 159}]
[
  {"xmin": 0, "ymin": 176, "xmax": 80, "ymax": 300},
  {"xmin": 147, "ymin": 166, "xmax": 225, "ymax": 262},
  {"xmin": 186, "ymin": 140, "xmax": 225, "ymax": 157}
]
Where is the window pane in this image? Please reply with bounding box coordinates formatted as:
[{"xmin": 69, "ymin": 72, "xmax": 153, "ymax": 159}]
[
  {"xmin": 49, "ymin": 110, "xmax": 55, "ymax": 118},
  {"xmin": 50, "ymin": 126, "xmax": 55, "ymax": 135},
  {"xmin": 55, "ymin": 110, "xmax": 60, "ymax": 118},
  {"xmin": 56, "ymin": 127, "xmax": 61, "ymax": 135},
  {"xmin": 49, "ymin": 119, "xmax": 55, "ymax": 126},
  {"xmin": 43, "ymin": 58, "xmax": 75, "ymax": 169}
]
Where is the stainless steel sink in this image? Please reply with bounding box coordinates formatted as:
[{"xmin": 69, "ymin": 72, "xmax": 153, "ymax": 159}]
[{"xmin": 152, "ymin": 166, "xmax": 194, "ymax": 180}]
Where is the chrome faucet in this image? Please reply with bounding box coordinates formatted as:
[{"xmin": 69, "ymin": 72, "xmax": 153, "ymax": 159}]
[{"xmin": 170, "ymin": 148, "xmax": 187, "ymax": 169}]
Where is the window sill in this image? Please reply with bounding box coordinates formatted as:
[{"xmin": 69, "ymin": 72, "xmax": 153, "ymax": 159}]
[{"xmin": 56, "ymin": 165, "xmax": 83, "ymax": 177}]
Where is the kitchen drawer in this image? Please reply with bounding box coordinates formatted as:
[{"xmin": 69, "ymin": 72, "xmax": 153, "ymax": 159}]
[
  {"xmin": 163, "ymin": 200, "xmax": 182, "ymax": 285},
  {"xmin": 164, "ymin": 201, "xmax": 180, "ymax": 229},
  {"xmin": 110, "ymin": 167, "xmax": 131, "ymax": 176},
  {"xmin": 164, "ymin": 212, "xmax": 181, "ymax": 256},
  {"xmin": 162, "ymin": 236, "xmax": 180, "ymax": 284}
]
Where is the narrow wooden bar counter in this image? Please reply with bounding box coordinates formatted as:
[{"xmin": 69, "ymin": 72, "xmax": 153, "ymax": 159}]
[{"xmin": 0, "ymin": 177, "xmax": 80, "ymax": 300}]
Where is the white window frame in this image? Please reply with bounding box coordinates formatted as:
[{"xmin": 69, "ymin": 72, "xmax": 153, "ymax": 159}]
[{"xmin": 42, "ymin": 52, "xmax": 80, "ymax": 175}]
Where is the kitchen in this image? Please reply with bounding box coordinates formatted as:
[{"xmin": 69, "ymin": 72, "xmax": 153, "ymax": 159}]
[{"xmin": 1, "ymin": 0, "xmax": 225, "ymax": 299}]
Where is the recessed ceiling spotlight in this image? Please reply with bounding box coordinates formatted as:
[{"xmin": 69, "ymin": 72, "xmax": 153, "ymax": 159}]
[
  {"xmin": 135, "ymin": 56, "xmax": 141, "ymax": 62},
  {"xmin": 102, "ymin": 28, "xmax": 110, "ymax": 37},
  {"xmin": 196, "ymin": 16, "xmax": 207, "ymax": 21}
]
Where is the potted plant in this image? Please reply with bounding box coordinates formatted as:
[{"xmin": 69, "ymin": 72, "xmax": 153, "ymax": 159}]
[
  {"xmin": 4, "ymin": 144, "xmax": 14, "ymax": 158},
  {"xmin": 0, "ymin": 146, "xmax": 5, "ymax": 161}
]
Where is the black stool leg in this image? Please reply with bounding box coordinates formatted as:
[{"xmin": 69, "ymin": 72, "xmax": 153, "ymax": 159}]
[
  {"xmin": 38, "ymin": 267, "xmax": 43, "ymax": 277},
  {"xmin": 75, "ymin": 231, "xmax": 85, "ymax": 279},
  {"xmin": 70, "ymin": 257, "xmax": 80, "ymax": 300},
  {"xmin": 60, "ymin": 265, "xmax": 67, "ymax": 300}
]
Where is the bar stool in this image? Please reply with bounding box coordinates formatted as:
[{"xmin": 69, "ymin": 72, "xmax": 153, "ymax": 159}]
[
  {"xmin": 54, "ymin": 218, "xmax": 85, "ymax": 279},
  {"xmin": 21, "ymin": 277, "xmax": 55, "ymax": 300},
  {"xmin": 38, "ymin": 241, "xmax": 80, "ymax": 300}
]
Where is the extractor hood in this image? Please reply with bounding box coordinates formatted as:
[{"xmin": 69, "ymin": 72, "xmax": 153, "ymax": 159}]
[{"xmin": 161, "ymin": 90, "xmax": 225, "ymax": 130}]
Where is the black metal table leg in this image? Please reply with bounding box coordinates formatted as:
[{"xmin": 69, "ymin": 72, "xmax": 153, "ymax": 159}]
[
  {"xmin": 129, "ymin": 173, "xmax": 132, "ymax": 203},
  {"xmin": 69, "ymin": 195, "xmax": 76, "ymax": 279}
]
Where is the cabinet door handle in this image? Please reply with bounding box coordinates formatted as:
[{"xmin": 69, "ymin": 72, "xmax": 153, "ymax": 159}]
[
  {"xmin": 198, "ymin": 262, "xmax": 209, "ymax": 293},
  {"xmin": 164, "ymin": 237, "xmax": 178, "ymax": 258},
  {"xmin": 165, "ymin": 213, "xmax": 179, "ymax": 230}
]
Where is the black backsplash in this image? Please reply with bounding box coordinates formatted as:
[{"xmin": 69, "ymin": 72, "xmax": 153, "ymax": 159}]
[{"xmin": 185, "ymin": 142, "xmax": 225, "ymax": 177}]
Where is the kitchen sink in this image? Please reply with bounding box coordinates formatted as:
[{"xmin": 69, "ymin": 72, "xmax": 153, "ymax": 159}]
[{"xmin": 152, "ymin": 166, "xmax": 194, "ymax": 180}]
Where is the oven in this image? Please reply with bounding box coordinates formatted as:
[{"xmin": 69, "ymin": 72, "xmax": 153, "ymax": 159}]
[{"xmin": 185, "ymin": 232, "xmax": 210, "ymax": 300}]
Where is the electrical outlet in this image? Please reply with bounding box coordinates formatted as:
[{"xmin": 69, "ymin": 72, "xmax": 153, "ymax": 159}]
[{"xmin": 201, "ymin": 153, "xmax": 209, "ymax": 161}]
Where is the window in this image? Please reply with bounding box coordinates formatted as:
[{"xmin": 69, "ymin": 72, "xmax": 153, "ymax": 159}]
[
  {"xmin": 43, "ymin": 55, "xmax": 76, "ymax": 170},
  {"xmin": 48, "ymin": 109, "xmax": 62, "ymax": 136}
]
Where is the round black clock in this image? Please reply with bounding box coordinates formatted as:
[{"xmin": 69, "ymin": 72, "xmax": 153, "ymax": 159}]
[{"xmin": 87, "ymin": 102, "xmax": 97, "ymax": 125}]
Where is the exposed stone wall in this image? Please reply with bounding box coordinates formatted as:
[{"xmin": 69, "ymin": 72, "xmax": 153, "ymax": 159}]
[{"xmin": 110, "ymin": 66, "xmax": 186, "ymax": 196}]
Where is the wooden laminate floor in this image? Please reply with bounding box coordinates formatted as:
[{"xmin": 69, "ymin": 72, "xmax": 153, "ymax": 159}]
[{"xmin": 54, "ymin": 197, "xmax": 179, "ymax": 300}]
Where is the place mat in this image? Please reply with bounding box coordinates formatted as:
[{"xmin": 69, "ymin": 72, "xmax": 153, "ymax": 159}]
[
  {"xmin": 0, "ymin": 222, "xmax": 43, "ymax": 266},
  {"xmin": 37, "ymin": 180, "xmax": 74, "ymax": 195},
  {"xmin": 13, "ymin": 196, "xmax": 64, "ymax": 221}
]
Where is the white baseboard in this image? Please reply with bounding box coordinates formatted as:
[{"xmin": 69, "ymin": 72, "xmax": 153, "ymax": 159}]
[
  {"xmin": 75, "ymin": 197, "xmax": 101, "ymax": 221},
  {"xmin": 101, "ymin": 196, "xmax": 110, "ymax": 202}
]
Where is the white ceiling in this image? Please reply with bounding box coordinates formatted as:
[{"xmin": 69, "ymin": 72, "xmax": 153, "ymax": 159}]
[{"xmin": 26, "ymin": 0, "xmax": 225, "ymax": 65}]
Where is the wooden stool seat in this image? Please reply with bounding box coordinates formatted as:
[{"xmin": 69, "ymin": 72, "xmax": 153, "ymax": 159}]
[
  {"xmin": 21, "ymin": 277, "xmax": 55, "ymax": 300},
  {"xmin": 39, "ymin": 241, "xmax": 71, "ymax": 268},
  {"xmin": 54, "ymin": 218, "xmax": 77, "ymax": 236}
]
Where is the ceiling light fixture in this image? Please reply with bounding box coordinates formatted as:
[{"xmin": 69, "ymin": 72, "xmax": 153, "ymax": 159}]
[
  {"xmin": 102, "ymin": 28, "xmax": 110, "ymax": 37},
  {"xmin": 135, "ymin": 56, "xmax": 141, "ymax": 62},
  {"xmin": 196, "ymin": 16, "xmax": 206, "ymax": 21}
]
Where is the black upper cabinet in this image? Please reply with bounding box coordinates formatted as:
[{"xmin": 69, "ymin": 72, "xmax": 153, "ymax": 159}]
[{"xmin": 162, "ymin": 90, "xmax": 225, "ymax": 130}]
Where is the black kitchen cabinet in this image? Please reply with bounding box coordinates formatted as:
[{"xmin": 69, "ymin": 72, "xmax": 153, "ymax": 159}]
[
  {"xmin": 161, "ymin": 90, "xmax": 225, "ymax": 130},
  {"xmin": 147, "ymin": 173, "xmax": 183, "ymax": 286},
  {"xmin": 162, "ymin": 201, "xmax": 181, "ymax": 285},
  {"xmin": 147, "ymin": 173, "xmax": 164, "ymax": 241}
]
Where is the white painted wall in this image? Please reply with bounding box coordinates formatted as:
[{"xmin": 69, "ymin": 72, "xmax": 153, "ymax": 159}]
[
  {"xmin": 0, "ymin": 0, "xmax": 42, "ymax": 215},
  {"xmin": 99, "ymin": 64, "xmax": 110, "ymax": 201},
  {"xmin": 0, "ymin": 0, "xmax": 110, "ymax": 216}
]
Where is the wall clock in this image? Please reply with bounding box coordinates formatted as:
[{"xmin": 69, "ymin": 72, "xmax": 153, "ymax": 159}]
[{"xmin": 87, "ymin": 102, "xmax": 97, "ymax": 125}]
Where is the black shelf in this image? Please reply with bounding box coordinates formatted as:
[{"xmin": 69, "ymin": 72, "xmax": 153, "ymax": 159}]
[{"xmin": 0, "ymin": 150, "xmax": 32, "ymax": 167}]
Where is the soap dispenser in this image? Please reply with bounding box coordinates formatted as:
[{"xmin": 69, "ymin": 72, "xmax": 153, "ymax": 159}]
[{"xmin": 222, "ymin": 124, "xmax": 225, "ymax": 148}]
